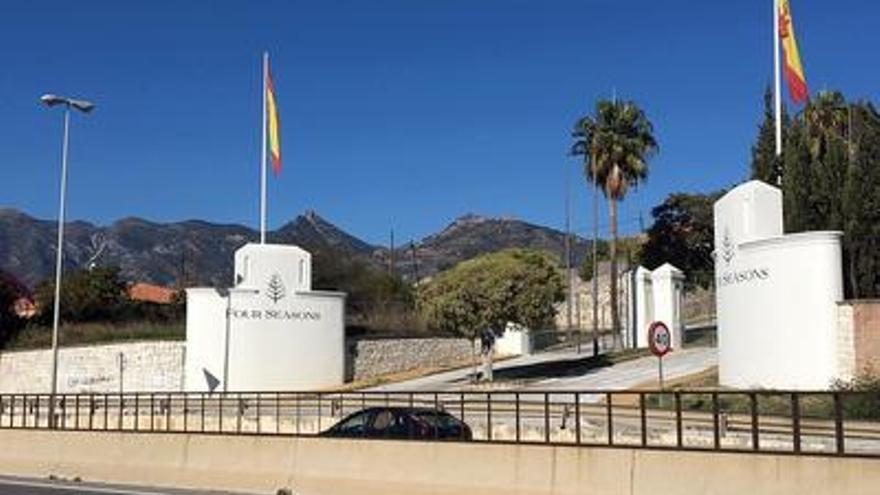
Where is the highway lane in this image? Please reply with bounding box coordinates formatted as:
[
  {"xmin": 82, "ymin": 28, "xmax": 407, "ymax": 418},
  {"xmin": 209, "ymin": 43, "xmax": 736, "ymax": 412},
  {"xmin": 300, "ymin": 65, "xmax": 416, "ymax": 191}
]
[{"xmin": 0, "ymin": 476, "xmax": 253, "ymax": 495}]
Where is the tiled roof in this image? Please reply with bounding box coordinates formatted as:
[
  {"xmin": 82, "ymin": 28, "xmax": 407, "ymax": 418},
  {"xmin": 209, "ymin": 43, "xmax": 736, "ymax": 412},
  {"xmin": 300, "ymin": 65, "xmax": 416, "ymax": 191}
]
[{"xmin": 128, "ymin": 282, "xmax": 177, "ymax": 304}]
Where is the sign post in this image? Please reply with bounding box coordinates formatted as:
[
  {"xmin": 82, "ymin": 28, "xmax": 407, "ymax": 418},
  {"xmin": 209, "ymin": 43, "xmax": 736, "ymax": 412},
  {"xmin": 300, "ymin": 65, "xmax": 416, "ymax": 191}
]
[{"xmin": 648, "ymin": 321, "xmax": 672, "ymax": 389}]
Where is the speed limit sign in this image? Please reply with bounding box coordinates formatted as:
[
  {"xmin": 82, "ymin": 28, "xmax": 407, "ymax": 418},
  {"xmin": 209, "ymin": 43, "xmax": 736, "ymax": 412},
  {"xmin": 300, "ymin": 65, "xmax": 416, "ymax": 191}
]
[
  {"xmin": 648, "ymin": 321, "xmax": 672, "ymax": 357},
  {"xmin": 648, "ymin": 321, "xmax": 671, "ymax": 389}
]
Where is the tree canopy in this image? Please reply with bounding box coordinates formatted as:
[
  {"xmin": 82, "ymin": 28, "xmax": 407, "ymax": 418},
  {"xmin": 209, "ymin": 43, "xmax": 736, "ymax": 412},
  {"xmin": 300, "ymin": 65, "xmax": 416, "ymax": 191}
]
[
  {"xmin": 764, "ymin": 90, "xmax": 880, "ymax": 298},
  {"xmin": 639, "ymin": 191, "xmax": 722, "ymax": 290},
  {"xmin": 417, "ymin": 249, "xmax": 564, "ymax": 340}
]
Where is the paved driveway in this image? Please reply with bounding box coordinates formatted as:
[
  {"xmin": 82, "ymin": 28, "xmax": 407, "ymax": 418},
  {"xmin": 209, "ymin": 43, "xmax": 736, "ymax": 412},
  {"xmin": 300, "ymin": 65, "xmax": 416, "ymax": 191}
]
[{"xmin": 368, "ymin": 346, "xmax": 717, "ymax": 393}]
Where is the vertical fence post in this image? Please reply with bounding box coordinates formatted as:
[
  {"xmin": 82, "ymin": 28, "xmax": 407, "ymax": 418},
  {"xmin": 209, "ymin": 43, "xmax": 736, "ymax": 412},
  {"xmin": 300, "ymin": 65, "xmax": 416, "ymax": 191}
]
[
  {"xmin": 544, "ymin": 393, "xmax": 550, "ymax": 444},
  {"xmin": 75, "ymin": 395, "xmax": 80, "ymax": 430},
  {"xmin": 166, "ymin": 393, "xmax": 172, "ymax": 432},
  {"xmin": 675, "ymin": 391, "xmax": 683, "ymax": 448},
  {"xmin": 150, "ymin": 393, "xmax": 155, "ymax": 431},
  {"xmin": 296, "ymin": 394, "xmax": 301, "ymax": 435},
  {"xmin": 237, "ymin": 393, "xmax": 243, "ymax": 434},
  {"xmin": 834, "ymin": 392, "xmax": 844, "ymax": 455},
  {"xmin": 712, "ymin": 392, "xmax": 720, "ymax": 450},
  {"xmin": 219, "ymin": 394, "xmax": 223, "ymax": 433},
  {"xmin": 89, "ymin": 394, "xmax": 94, "ymax": 430},
  {"xmin": 460, "ymin": 393, "xmax": 465, "ymax": 430},
  {"xmin": 275, "ymin": 392, "xmax": 281, "ymax": 435},
  {"xmin": 118, "ymin": 394, "xmax": 123, "ymax": 431},
  {"xmin": 791, "ymin": 393, "xmax": 801, "ymax": 454},
  {"xmin": 639, "ymin": 392, "xmax": 647, "ymax": 447},
  {"xmin": 750, "ymin": 392, "xmax": 759, "ymax": 451},
  {"xmin": 255, "ymin": 393, "xmax": 261, "ymax": 434},
  {"xmin": 606, "ymin": 392, "xmax": 613, "ymax": 446},
  {"xmin": 183, "ymin": 394, "xmax": 188, "ymax": 433},
  {"xmin": 200, "ymin": 393, "xmax": 206, "ymax": 433},
  {"xmin": 486, "ymin": 393, "xmax": 492, "ymax": 441},
  {"xmin": 317, "ymin": 394, "xmax": 323, "ymax": 434},
  {"xmin": 574, "ymin": 393, "xmax": 581, "ymax": 445},
  {"xmin": 515, "ymin": 392, "xmax": 521, "ymax": 443}
]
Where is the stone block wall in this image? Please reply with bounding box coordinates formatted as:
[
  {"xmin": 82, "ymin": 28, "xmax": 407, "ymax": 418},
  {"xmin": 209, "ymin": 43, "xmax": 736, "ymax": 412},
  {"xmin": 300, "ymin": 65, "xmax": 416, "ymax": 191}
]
[
  {"xmin": 346, "ymin": 337, "xmax": 474, "ymax": 382},
  {"xmin": 0, "ymin": 341, "xmax": 186, "ymax": 394},
  {"xmin": 837, "ymin": 300, "xmax": 880, "ymax": 380},
  {"xmin": 0, "ymin": 336, "xmax": 476, "ymax": 393}
]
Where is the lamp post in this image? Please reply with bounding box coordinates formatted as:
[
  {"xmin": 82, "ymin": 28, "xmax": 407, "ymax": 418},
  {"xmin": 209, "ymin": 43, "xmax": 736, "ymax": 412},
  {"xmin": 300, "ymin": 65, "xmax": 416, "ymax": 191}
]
[{"xmin": 41, "ymin": 94, "xmax": 95, "ymax": 428}]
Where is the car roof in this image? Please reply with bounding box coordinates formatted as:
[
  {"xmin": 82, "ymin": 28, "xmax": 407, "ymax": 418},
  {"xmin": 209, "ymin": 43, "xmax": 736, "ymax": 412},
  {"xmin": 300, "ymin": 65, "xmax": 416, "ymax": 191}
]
[{"xmin": 354, "ymin": 406, "xmax": 448, "ymax": 414}]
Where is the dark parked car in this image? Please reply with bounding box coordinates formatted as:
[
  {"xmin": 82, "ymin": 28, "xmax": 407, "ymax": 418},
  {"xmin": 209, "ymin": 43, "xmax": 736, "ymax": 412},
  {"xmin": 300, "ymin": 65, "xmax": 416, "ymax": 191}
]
[{"xmin": 320, "ymin": 406, "xmax": 472, "ymax": 441}]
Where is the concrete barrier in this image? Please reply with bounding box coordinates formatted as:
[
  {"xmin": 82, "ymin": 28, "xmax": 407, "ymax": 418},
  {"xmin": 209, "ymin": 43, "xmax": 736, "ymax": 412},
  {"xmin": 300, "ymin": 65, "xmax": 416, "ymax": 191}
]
[{"xmin": 0, "ymin": 429, "xmax": 877, "ymax": 495}]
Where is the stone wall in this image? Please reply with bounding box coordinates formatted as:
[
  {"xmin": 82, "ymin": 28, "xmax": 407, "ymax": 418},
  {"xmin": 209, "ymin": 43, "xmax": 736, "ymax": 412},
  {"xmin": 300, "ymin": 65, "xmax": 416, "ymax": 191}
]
[
  {"xmin": 346, "ymin": 337, "xmax": 474, "ymax": 382},
  {"xmin": 836, "ymin": 300, "xmax": 880, "ymax": 380},
  {"xmin": 0, "ymin": 341, "xmax": 186, "ymax": 394},
  {"xmin": 0, "ymin": 336, "xmax": 476, "ymax": 393}
]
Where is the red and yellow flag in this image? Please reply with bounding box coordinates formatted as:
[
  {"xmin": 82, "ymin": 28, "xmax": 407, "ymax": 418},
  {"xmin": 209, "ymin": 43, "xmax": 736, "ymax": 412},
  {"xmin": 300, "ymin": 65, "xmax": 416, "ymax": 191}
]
[
  {"xmin": 266, "ymin": 67, "xmax": 281, "ymax": 175},
  {"xmin": 778, "ymin": 0, "xmax": 808, "ymax": 103}
]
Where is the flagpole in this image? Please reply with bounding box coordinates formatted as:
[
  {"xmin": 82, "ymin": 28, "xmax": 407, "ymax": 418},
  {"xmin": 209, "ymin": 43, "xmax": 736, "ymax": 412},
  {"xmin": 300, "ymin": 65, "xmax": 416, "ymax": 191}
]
[
  {"xmin": 260, "ymin": 52, "xmax": 269, "ymax": 244},
  {"xmin": 773, "ymin": 0, "xmax": 783, "ymax": 156}
]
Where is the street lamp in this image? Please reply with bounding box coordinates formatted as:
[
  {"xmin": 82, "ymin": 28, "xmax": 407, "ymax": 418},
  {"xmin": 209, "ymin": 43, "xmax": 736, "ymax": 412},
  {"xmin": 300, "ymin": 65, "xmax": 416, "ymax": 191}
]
[{"xmin": 42, "ymin": 93, "xmax": 95, "ymax": 428}]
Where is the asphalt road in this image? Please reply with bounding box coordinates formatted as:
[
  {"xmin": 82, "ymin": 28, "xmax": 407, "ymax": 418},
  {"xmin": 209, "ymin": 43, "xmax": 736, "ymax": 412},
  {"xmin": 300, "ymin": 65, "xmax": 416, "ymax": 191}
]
[{"xmin": 0, "ymin": 476, "xmax": 252, "ymax": 495}]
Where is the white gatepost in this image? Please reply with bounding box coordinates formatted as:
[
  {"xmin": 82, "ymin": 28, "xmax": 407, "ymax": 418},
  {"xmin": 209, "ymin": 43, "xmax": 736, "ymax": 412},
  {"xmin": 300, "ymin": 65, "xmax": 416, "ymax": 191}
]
[{"xmin": 651, "ymin": 263, "xmax": 685, "ymax": 350}]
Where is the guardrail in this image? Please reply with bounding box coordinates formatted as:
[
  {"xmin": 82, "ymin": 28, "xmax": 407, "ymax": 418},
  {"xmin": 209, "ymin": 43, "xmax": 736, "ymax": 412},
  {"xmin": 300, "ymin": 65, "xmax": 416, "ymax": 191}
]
[{"xmin": 0, "ymin": 390, "xmax": 877, "ymax": 458}]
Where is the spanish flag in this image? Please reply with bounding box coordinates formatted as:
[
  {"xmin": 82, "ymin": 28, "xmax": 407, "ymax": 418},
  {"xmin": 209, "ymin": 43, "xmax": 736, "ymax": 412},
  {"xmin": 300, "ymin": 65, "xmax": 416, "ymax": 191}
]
[
  {"xmin": 778, "ymin": 0, "xmax": 808, "ymax": 103},
  {"xmin": 266, "ymin": 66, "xmax": 281, "ymax": 175}
]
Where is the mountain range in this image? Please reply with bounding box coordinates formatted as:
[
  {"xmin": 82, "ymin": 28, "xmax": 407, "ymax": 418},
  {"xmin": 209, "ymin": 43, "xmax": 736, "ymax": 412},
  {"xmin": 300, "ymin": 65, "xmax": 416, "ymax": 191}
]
[{"xmin": 0, "ymin": 207, "xmax": 593, "ymax": 289}]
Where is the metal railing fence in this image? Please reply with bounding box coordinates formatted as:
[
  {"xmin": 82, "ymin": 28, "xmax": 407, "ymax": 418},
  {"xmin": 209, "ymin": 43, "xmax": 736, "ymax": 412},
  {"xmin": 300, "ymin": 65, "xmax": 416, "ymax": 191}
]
[{"xmin": 0, "ymin": 389, "xmax": 878, "ymax": 458}]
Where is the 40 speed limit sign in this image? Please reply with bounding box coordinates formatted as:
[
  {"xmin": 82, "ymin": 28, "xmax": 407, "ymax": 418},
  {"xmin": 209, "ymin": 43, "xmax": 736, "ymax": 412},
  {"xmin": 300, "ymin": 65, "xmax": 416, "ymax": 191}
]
[
  {"xmin": 647, "ymin": 321, "xmax": 672, "ymax": 389},
  {"xmin": 648, "ymin": 321, "xmax": 672, "ymax": 357}
]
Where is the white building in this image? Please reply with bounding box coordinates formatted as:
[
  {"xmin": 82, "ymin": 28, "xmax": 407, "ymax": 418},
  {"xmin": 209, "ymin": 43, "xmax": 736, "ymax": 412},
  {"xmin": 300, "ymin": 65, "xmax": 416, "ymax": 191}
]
[{"xmin": 185, "ymin": 243, "xmax": 346, "ymax": 392}]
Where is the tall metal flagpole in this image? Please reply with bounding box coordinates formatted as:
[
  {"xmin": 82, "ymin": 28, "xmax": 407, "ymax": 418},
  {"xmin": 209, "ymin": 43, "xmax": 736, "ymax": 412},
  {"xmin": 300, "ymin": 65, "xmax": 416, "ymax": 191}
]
[
  {"xmin": 260, "ymin": 52, "xmax": 269, "ymax": 244},
  {"xmin": 774, "ymin": 0, "xmax": 783, "ymax": 156}
]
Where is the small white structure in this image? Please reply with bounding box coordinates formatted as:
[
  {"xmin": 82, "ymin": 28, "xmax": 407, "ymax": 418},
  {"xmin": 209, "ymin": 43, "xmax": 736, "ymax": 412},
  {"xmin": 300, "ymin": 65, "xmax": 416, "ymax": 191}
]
[
  {"xmin": 494, "ymin": 323, "xmax": 532, "ymax": 356},
  {"xmin": 714, "ymin": 181, "xmax": 843, "ymax": 389},
  {"xmin": 623, "ymin": 263, "xmax": 685, "ymax": 350},
  {"xmin": 185, "ymin": 243, "xmax": 346, "ymax": 392}
]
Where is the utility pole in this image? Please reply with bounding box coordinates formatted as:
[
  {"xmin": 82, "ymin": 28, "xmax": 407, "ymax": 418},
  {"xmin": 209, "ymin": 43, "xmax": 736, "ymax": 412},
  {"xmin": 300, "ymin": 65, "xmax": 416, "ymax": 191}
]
[
  {"xmin": 592, "ymin": 179, "xmax": 600, "ymax": 357},
  {"xmin": 564, "ymin": 163, "xmax": 574, "ymax": 348}
]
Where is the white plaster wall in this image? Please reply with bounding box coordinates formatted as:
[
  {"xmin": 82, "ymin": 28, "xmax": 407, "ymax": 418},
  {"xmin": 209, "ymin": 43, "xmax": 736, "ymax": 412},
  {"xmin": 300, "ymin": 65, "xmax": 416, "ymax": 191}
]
[
  {"xmin": 184, "ymin": 289, "xmax": 227, "ymax": 391},
  {"xmin": 495, "ymin": 323, "xmax": 532, "ymax": 356},
  {"xmin": 186, "ymin": 244, "xmax": 345, "ymax": 392},
  {"xmin": 651, "ymin": 264, "xmax": 684, "ymax": 350},
  {"xmin": 715, "ymin": 182, "xmax": 844, "ymax": 389}
]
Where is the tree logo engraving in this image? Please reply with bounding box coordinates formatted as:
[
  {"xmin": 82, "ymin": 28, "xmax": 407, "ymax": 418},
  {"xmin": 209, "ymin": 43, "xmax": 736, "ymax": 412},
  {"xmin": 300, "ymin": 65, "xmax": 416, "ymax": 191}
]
[
  {"xmin": 266, "ymin": 273, "xmax": 286, "ymax": 304},
  {"xmin": 720, "ymin": 228, "xmax": 736, "ymax": 266}
]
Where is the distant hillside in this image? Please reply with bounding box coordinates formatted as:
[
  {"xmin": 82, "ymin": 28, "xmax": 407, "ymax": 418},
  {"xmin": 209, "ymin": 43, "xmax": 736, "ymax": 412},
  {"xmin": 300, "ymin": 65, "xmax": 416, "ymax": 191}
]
[
  {"xmin": 0, "ymin": 208, "xmax": 594, "ymax": 288},
  {"xmin": 382, "ymin": 214, "xmax": 593, "ymax": 281},
  {"xmin": 0, "ymin": 208, "xmax": 377, "ymax": 288}
]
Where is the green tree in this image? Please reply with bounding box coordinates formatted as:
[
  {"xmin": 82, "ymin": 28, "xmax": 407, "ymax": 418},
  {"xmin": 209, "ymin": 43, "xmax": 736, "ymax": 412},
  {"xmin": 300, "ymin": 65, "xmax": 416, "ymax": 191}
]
[
  {"xmin": 33, "ymin": 267, "xmax": 128, "ymax": 325},
  {"xmin": 0, "ymin": 272, "xmax": 26, "ymax": 347},
  {"xmin": 778, "ymin": 90, "xmax": 880, "ymax": 298},
  {"xmin": 639, "ymin": 191, "xmax": 723, "ymax": 290},
  {"xmin": 751, "ymin": 85, "xmax": 789, "ymax": 185},
  {"xmin": 572, "ymin": 99, "xmax": 658, "ymax": 349},
  {"xmin": 418, "ymin": 249, "xmax": 564, "ymax": 381}
]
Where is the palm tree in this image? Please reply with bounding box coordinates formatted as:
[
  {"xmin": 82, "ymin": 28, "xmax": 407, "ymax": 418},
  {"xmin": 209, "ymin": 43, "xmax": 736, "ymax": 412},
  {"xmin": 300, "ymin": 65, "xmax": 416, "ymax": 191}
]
[{"xmin": 572, "ymin": 99, "xmax": 657, "ymax": 349}]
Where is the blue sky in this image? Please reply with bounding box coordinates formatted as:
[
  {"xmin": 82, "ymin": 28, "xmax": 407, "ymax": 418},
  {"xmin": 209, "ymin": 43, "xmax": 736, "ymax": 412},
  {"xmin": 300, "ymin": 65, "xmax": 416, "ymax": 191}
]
[{"xmin": 1, "ymin": 0, "xmax": 877, "ymax": 245}]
